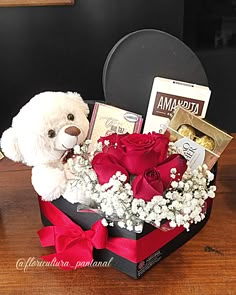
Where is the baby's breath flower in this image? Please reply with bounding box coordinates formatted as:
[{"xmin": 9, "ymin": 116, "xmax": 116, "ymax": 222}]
[
  {"xmin": 119, "ymin": 174, "xmax": 127, "ymax": 182},
  {"xmin": 171, "ymin": 181, "xmax": 178, "ymax": 189},
  {"xmin": 134, "ymin": 224, "xmax": 143, "ymax": 233},
  {"xmin": 169, "ymin": 220, "xmax": 177, "ymax": 228},
  {"xmin": 208, "ymin": 190, "xmax": 215, "ymax": 198},
  {"xmin": 170, "ymin": 168, "xmax": 177, "ymax": 174},
  {"xmin": 154, "ymin": 205, "xmax": 161, "ymax": 213},
  {"xmin": 101, "ymin": 218, "xmax": 108, "ymax": 227},
  {"xmin": 73, "ymin": 145, "xmax": 81, "ymax": 154},
  {"xmin": 184, "ymin": 183, "xmax": 190, "ymax": 191},
  {"xmin": 96, "ymin": 142, "xmax": 103, "ymax": 152},
  {"xmin": 118, "ymin": 221, "xmax": 125, "ymax": 228},
  {"xmin": 210, "ymin": 185, "xmax": 216, "ymax": 191}
]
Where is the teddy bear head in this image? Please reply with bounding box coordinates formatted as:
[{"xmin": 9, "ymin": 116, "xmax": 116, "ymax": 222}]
[{"xmin": 1, "ymin": 91, "xmax": 90, "ymax": 166}]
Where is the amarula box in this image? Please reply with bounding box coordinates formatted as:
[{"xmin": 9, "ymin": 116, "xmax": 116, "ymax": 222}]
[{"xmin": 39, "ymin": 194, "xmax": 214, "ymax": 279}]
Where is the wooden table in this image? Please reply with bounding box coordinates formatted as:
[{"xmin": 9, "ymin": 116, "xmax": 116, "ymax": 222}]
[{"xmin": 0, "ymin": 135, "xmax": 236, "ymax": 295}]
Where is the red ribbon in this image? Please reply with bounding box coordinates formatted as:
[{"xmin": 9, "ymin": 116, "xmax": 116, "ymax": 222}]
[
  {"xmin": 38, "ymin": 197, "xmax": 211, "ymax": 269},
  {"xmin": 38, "ymin": 201, "xmax": 108, "ymax": 270}
]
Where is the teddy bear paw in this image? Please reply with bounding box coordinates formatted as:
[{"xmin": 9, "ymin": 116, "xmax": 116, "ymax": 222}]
[{"xmin": 32, "ymin": 165, "xmax": 67, "ymax": 201}]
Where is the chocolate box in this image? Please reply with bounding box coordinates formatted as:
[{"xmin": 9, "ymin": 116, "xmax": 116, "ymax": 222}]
[{"xmin": 167, "ymin": 106, "xmax": 233, "ymax": 171}]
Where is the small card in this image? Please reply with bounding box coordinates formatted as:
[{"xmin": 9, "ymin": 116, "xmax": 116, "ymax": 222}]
[
  {"xmin": 143, "ymin": 77, "xmax": 211, "ymax": 134},
  {"xmin": 167, "ymin": 106, "xmax": 233, "ymax": 170},
  {"xmin": 87, "ymin": 102, "xmax": 143, "ymax": 151}
]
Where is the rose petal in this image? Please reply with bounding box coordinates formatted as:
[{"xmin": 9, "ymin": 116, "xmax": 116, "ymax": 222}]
[
  {"xmin": 98, "ymin": 133, "xmax": 126, "ymax": 159},
  {"xmin": 122, "ymin": 149, "xmax": 161, "ymax": 175},
  {"xmin": 92, "ymin": 153, "xmax": 129, "ymax": 184},
  {"xmin": 155, "ymin": 154, "xmax": 187, "ymax": 189},
  {"xmin": 151, "ymin": 132, "xmax": 170, "ymax": 162},
  {"xmin": 119, "ymin": 132, "xmax": 169, "ymax": 174},
  {"xmin": 132, "ymin": 168, "xmax": 164, "ymax": 201}
]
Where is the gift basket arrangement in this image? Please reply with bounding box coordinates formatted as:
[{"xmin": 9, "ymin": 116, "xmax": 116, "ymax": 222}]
[{"xmin": 0, "ymin": 30, "xmax": 233, "ymax": 278}]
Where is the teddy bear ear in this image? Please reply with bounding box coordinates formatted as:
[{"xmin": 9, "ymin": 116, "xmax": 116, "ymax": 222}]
[
  {"xmin": 66, "ymin": 92, "xmax": 90, "ymax": 117},
  {"xmin": 1, "ymin": 127, "xmax": 23, "ymax": 162}
]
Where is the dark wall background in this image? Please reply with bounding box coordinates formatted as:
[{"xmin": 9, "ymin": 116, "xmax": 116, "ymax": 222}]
[
  {"xmin": 183, "ymin": 0, "xmax": 236, "ymax": 133},
  {"xmin": 0, "ymin": 0, "xmax": 184, "ymax": 135},
  {"xmin": 1, "ymin": 0, "xmax": 234, "ymax": 135}
]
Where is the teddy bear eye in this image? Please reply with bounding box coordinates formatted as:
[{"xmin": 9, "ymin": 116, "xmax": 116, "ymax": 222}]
[
  {"xmin": 67, "ymin": 113, "xmax": 74, "ymax": 121},
  {"xmin": 48, "ymin": 129, "xmax": 56, "ymax": 138}
]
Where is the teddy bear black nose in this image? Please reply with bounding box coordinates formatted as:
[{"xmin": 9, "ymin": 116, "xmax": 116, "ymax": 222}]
[{"xmin": 65, "ymin": 126, "xmax": 81, "ymax": 136}]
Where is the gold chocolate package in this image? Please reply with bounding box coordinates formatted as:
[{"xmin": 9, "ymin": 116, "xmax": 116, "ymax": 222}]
[{"xmin": 167, "ymin": 106, "xmax": 233, "ymax": 170}]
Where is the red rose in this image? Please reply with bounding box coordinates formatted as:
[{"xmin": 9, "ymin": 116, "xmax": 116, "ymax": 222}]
[
  {"xmin": 91, "ymin": 153, "xmax": 129, "ymax": 184},
  {"xmin": 119, "ymin": 132, "xmax": 169, "ymax": 175},
  {"xmin": 155, "ymin": 154, "xmax": 187, "ymax": 189},
  {"xmin": 132, "ymin": 168, "xmax": 164, "ymax": 201}
]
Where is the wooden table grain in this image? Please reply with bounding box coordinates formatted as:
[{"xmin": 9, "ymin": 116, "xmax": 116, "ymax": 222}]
[{"xmin": 0, "ymin": 135, "xmax": 236, "ymax": 295}]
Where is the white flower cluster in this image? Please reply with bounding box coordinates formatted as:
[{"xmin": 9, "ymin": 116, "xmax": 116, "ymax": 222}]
[
  {"xmin": 65, "ymin": 140, "xmax": 216, "ymax": 232},
  {"xmin": 132, "ymin": 165, "xmax": 216, "ymax": 231},
  {"xmin": 64, "ymin": 140, "xmax": 99, "ymax": 205},
  {"xmin": 167, "ymin": 141, "xmax": 184, "ymax": 157},
  {"xmin": 90, "ymin": 172, "xmax": 144, "ymax": 233}
]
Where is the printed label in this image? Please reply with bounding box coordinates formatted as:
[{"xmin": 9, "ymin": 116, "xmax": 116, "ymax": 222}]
[
  {"xmin": 124, "ymin": 112, "xmax": 139, "ymax": 123},
  {"xmin": 174, "ymin": 138, "xmax": 205, "ymax": 170},
  {"xmin": 137, "ymin": 250, "xmax": 162, "ymax": 277},
  {"xmin": 153, "ymin": 92, "xmax": 204, "ymax": 119}
]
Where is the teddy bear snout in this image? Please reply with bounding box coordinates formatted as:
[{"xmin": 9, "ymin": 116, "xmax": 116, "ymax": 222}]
[{"xmin": 65, "ymin": 126, "xmax": 81, "ymax": 136}]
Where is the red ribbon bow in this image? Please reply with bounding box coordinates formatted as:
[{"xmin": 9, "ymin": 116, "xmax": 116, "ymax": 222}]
[{"xmin": 38, "ymin": 200, "xmax": 108, "ymax": 270}]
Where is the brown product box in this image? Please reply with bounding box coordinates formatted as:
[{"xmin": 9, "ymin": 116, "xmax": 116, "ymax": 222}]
[
  {"xmin": 167, "ymin": 106, "xmax": 233, "ymax": 170},
  {"xmin": 87, "ymin": 102, "xmax": 143, "ymax": 151},
  {"xmin": 143, "ymin": 77, "xmax": 211, "ymax": 134}
]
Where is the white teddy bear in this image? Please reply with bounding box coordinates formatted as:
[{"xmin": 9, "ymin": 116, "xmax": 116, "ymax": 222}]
[{"xmin": 1, "ymin": 91, "xmax": 91, "ymax": 204}]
